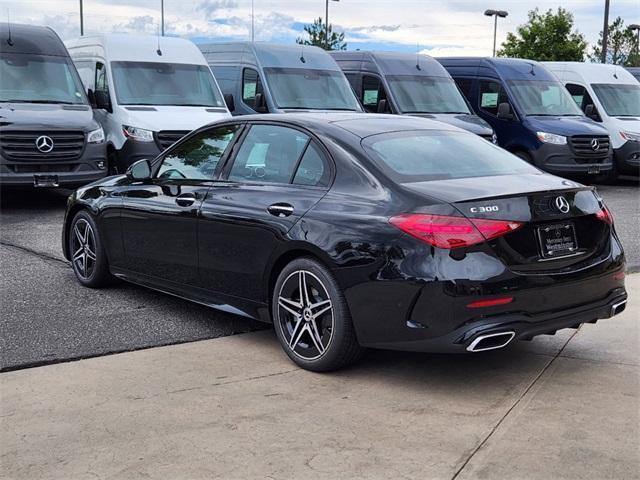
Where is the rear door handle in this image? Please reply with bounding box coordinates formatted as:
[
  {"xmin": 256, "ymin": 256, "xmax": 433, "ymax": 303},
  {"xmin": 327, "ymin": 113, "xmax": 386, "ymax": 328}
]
[
  {"xmin": 268, "ymin": 203, "xmax": 294, "ymax": 217},
  {"xmin": 176, "ymin": 192, "xmax": 196, "ymax": 207}
]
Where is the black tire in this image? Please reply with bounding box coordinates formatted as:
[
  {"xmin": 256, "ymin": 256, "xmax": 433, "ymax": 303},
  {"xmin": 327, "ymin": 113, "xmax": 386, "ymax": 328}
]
[
  {"xmin": 107, "ymin": 149, "xmax": 120, "ymax": 175},
  {"xmin": 68, "ymin": 210, "xmax": 112, "ymax": 288},
  {"xmin": 272, "ymin": 257, "xmax": 364, "ymax": 372},
  {"xmin": 592, "ymin": 161, "xmax": 619, "ymax": 185}
]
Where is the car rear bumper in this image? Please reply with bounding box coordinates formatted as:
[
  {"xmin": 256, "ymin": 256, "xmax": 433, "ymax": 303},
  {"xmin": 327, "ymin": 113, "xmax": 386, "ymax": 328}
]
[{"xmin": 361, "ymin": 287, "xmax": 627, "ymax": 353}]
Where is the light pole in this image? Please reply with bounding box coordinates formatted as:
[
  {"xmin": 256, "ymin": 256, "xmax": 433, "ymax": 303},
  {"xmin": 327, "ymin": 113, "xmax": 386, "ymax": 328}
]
[
  {"xmin": 601, "ymin": 0, "xmax": 610, "ymax": 63},
  {"xmin": 325, "ymin": 0, "xmax": 339, "ymax": 50},
  {"xmin": 629, "ymin": 24, "xmax": 640, "ymax": 61},
  {"xmin": 161, "ymin": 0, "xmax": 164, "ymax": 36},
  {"xmin": 484, "ymin": 9, "xmax": 508, "ymax": 57},
  {"xmin": 79, "ymin": 0, "xmax": 84, "ymax": 35}
]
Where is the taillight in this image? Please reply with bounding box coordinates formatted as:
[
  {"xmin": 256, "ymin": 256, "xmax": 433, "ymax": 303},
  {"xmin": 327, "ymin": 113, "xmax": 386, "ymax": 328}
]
[
  {"xmin": 467, "ymin": 296, "xmax": 514, "ymax": 308},
  {"xmin": 596, "ymin": 206, "xmax": 614, "ymax": 225},
  {"xmin": 389, "ymin": 214, "xmax": 523, "ymax": 249}
]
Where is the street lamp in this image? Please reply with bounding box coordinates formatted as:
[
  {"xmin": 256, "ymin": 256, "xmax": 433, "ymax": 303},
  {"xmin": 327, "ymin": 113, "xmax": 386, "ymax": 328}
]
[
  {"xmin": 629, "ymin": 24, "xmax": 640, "ymax": 60},
  {"xmin": 484, "ymin": 9, "xmax": 508, "ymax": 57},
  {"xmin": 325, "ymin": 0, "xmax": 340, "ymax": 50}
]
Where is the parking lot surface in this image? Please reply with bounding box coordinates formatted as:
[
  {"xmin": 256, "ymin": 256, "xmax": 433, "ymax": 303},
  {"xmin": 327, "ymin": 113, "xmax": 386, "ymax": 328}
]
[
  {"xmin": 2, "ymin": 274, "xmax": 638, "ymax": 479},
  {"xmin": 0, "ymin": 180, "xmax": 638, "ymax": 371}
]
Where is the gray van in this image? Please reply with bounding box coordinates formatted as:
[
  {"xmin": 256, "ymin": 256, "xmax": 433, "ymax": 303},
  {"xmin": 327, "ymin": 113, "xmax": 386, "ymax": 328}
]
[
  {"xmin": 199, "ymin": 42, "xmax": 362, "ymax": 115},
  {"xmin": 331, "ymin": 51, "xmax": 494, "ymax": 141},
  {"xmin": 0, "ymin": 24, "xmax": 107, "ymax": 188}
]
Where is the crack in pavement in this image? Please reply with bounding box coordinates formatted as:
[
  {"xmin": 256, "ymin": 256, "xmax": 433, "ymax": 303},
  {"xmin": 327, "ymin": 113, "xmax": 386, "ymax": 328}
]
[
  {"xmin": 0, "ymin": 241, "xmax": 67, "ymax": 266},
  {"xmin": 450, "ymin": 328, "xmax": 580, "ymax": 480}
]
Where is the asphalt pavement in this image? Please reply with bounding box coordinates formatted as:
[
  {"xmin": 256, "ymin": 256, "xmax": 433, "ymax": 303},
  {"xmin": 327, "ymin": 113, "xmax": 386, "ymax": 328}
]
[{"xmin": 0, "ymin": 178, "xmax": 638, "ymax": 371}]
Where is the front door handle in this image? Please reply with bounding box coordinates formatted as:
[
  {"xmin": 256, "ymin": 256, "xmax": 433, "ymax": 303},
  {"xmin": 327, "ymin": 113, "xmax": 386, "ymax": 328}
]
[
  {"xmin": 176, "ymin": 192, "xmax": 196, "ymax": 207},
  {"xmin": 268, "ymin": 203, "xmax": 294, "ymax": 217}
]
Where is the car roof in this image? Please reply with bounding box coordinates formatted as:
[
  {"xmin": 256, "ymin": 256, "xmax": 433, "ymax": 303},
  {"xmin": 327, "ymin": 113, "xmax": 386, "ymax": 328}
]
[
  {"xmin": 65, "ymin": 34, "xmax": 207, "ymax": 65},
  {"xmin": 332, "ymin": 50, "xmax": 451, "ymax": 77},
  {"xmin": 544, "ymin": 61, "xmax": 638, "ymax": 85},
  {"xmin": 0, "ymin": 23, "xmax": 67, "ymax": 56},
  {"xmin": 221, "ymin": 112, "xmax": 464, "ymax": 138},
  {"xmin": 199, "ymin": 42, "xmax": 342, "ymax": 71}
]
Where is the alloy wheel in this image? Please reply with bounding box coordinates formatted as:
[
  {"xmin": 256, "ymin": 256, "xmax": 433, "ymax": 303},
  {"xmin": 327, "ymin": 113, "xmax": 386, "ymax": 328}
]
[
  {"xmin": 71, "ymin": 219, "xmax": 97, "ymax": 279},
  {"xmin": 277, "ymin": 270, "xmax": 335, "ymax": 361}
]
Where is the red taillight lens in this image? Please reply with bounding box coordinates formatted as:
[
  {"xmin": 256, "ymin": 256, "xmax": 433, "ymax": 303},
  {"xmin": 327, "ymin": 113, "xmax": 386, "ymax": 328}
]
[
  {"xmin": 467, "ymin": 296, "xmax": 514, "ymax": 308},
  {"xmin": 596, "ymin": 206, "xmax": 614, "ymax": 225},
  {"xmin": 389, "ymin": 214, "xmax": 523, "ymax": 249}
]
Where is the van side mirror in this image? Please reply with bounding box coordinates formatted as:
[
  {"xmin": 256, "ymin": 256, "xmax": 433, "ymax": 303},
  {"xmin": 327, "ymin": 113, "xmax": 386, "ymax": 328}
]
[
  {"xmin": 223, "ymin": 93, "xmax": 235, "ymax": 112},
  {"xmin": 497, "ymin": 102, "xmax": 513, "ymax": 120},
  {"xmin": 94, "ymin": 90, "xmax": 112, "ymax": 113},
  {"xmin": 377, "ymin": 98, "xmax": 389, "ymax": 114},
  {"xmin": 87, "ymin": 89, "xmax": 97, "ymax": 108},
  {"xmin": 584, "ymin": 104, "xmax": 600, "ymax": 121},
  {"xmin": 254, "ymin": 93, "xmax": 268, "ymax": 113},
  {"xmin": 126, "ymin": 159, "xmax": 152, "ymax": 181}
]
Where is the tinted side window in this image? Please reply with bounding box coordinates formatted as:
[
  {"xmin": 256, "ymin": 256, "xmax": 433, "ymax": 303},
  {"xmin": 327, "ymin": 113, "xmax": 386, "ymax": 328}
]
[
  {"xmin": 454, "ymin": 78, "xmax": 473, "ymax": 102},
  {"xmin": 362, "ymin": 75, "xmax": 382, "ymax": 112},
  {"xmin": 157, "ymin": 125, "xmax": 239, "ymax": 180},
  {"xmin": 95, "ymin": 62, "xmax": 108, "ymax": 93},
  {"xmin": 242, "ymin": 68, "xmax": 264, "ymax": 108},
  {"xmin": 293, "ymin": 142, "xmax": 330, "ymax": 187},
  {"xmin": 565, "ymin": 83, "xmax": 594, "ymax": 111},
  {"xmin": 479, "ymin": 80, "xmax": 509, "ymax": 116},
  {"xmin": 228, "ymin": 125, "xmax": 308, "ymax": 184}
]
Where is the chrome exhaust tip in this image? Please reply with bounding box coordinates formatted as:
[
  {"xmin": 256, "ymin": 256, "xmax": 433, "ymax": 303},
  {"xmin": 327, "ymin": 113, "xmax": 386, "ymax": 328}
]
[
  {"xmin": 466, "ymin": 331, "xmax": 516, "ymax": 352},
  {"xmin": 610, "ymin": 300, "xmax": 627, "ymax": 317}
]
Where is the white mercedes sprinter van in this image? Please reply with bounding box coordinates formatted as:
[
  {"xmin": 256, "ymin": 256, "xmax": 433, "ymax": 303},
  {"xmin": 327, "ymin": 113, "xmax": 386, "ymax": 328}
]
[
  {"xmin": 66, "ymin": 34, "xmax": 231, "ymax": 172},
  {"xmin": 545, "ymin": 62, "xmax": 639, "ymax": 181}
]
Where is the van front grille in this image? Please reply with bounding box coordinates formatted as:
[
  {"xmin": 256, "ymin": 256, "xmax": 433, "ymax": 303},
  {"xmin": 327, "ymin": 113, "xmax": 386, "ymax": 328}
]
[
  {"xmin": 0, "ymin": 130, "xmax": 86, "ymax": 161},
  {"xmin": 570, "ymin": 135, "xmax": 610, "ymax": 157},
  {"xmin": 155, "ymin": 130, "xmax": 189, "ymax": 150}
]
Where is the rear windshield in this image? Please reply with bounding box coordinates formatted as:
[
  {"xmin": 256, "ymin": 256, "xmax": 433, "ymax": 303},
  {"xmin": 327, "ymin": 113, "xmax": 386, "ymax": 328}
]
[{"xmin": 362, "ymin": 130, "xmax": 540, "ymax": 182}]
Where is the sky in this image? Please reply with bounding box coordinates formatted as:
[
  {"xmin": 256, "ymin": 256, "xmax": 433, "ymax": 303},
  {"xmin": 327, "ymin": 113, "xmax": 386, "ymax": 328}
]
[{"xmin": 3, "ymin": 0, "xmax": 638, "ymax": 57}]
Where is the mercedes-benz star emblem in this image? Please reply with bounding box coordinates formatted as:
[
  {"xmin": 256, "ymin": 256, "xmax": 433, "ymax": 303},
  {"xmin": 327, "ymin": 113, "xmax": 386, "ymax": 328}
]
[
  {"xmin": 555, "ymin": 195, "xmax": 570, "ymax": 214},
  {"xmin": 35, "ymin": 135, "xmax": 54, "ymax": 153},
  {"xmin": 590, "ymin": 138, "xmax": 600, "ymax": 151}
]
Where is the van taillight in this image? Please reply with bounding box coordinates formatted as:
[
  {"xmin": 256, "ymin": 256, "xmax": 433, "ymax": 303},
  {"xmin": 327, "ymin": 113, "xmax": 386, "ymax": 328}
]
[
  {"xmin": 596, "ymin": 206, "xmax": 614, "ymax": 225},
  {"xmin": 389, "ymin": 214, "xmax": 523, "ymax": 249}
]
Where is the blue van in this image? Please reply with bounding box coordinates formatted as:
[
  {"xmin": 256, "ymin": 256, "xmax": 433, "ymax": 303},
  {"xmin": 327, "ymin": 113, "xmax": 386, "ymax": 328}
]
[
  {"xmin": 199, "ymin": 42, "xmax": 362, "ymax": 115},
  {"xmin": 438, "ymin": 57, "xmax": 612, "ymax": 176},
  {"xmin": 331, "ymin": 51, "xmax": 495, "ymax": 141}
]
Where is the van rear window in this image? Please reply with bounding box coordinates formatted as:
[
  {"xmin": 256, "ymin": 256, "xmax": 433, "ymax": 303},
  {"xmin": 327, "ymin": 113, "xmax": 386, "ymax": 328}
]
[{"xmin": 362, "ymin": 130, "xmax": 539, "ymax": 182}]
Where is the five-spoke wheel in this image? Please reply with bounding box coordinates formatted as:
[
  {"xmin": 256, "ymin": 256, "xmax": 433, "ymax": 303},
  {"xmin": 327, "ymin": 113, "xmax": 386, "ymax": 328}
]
[
  {"xmin": 68, "ymin": 211, "xmax": 111, "ymax": 288},
  {"xmin": 273, "ymin": 257, "xmax": 363, "ymax": 371}
]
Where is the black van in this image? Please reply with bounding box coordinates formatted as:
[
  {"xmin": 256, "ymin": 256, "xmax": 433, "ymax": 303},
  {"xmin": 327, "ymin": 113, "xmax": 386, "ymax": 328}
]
[
  {"xmin": 331, "ymin": 51, "xmax": 495, "ymax": 141},
  {"xmin": 0, "ymin": 24, "xmax": 107, "ymax": 188}
]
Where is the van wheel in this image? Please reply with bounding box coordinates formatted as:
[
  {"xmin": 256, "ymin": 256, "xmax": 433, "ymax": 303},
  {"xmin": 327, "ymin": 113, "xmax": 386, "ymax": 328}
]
[
  {"xmin": 68, "ymin": 211, "xmax": 112, "ymax": 288},
  {"xmin": 107, "ymin": 150, "xmax": 119, "ymax": 175},
  {"xmin": 272, "ymin": 257, "xmax": 364, "ymax": 372}
]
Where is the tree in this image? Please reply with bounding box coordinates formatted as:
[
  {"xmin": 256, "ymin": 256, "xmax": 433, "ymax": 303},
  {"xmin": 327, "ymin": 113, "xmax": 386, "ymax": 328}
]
[
  {"xmin": 296, "ymin": 17, "xmax": 347, "ymax": 51},
  {"xmin": 590, "ymin": 17, "xmax": 640, "ymax": 66},
  {"xmin": 497, "ymin": 8, "xmax": 587, "ymax": 61}
]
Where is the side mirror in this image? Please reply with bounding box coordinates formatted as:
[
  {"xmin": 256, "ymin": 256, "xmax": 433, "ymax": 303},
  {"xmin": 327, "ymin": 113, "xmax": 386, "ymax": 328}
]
[
  {"xmin": 94, "ymin": 90, "xmax": 112, "ymax": 113},
  {"xmin": 126, "ymin": 159, "xmax": 152, "ymax": 181},
  {"xmin": 584, "ymin": 104, "xmax": 600, "ymax": 121},
  {"xmin": 497, "ymin": 102, "xmax": 513, "ymax": 120},
  {"xmin": 87, "ymin": 89, "xmax": 97, "ymax": 108},
  {"xmin": 223, "ymin": 93, "xmax": 235, "ymax": 112},
  {"xmin": 254, "ymin": 93, "xmax": 268, "ymax": 113},
  {"xmin": 377, "ymin": 98, "xmax": 389, "ymax": 114}
]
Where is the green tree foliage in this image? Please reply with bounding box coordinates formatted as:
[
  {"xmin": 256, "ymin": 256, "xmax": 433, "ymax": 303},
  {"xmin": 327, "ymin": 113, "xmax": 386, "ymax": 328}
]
[
  {"xmin": 590, "ymin": 17, "xmax": 640, "ymax": 66},
  {"xmin": 296, "ymin": 17, "xmax": 347, "ymax": 51},
  {"xmin": 497, "ymin": 8, "xmax": 587, "ymax": 61}
]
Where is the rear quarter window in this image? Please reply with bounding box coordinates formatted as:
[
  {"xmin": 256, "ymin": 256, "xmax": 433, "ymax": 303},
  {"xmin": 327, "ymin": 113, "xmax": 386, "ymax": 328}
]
[{"xmin": 362, "ymin": 130, "xmax": 540, "ymax": 182}]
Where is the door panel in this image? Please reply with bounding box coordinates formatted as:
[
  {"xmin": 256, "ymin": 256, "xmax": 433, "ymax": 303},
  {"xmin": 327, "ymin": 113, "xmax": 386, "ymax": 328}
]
[{"xmin": 198, "ymin": 182, "xmax": 326, "ymax": 301}]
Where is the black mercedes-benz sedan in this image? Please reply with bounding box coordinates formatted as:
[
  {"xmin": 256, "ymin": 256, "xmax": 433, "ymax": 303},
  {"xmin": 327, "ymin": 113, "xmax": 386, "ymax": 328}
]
[{"xmin": 62, "ymin": 113, "xmax": 627, "ymax": 371}]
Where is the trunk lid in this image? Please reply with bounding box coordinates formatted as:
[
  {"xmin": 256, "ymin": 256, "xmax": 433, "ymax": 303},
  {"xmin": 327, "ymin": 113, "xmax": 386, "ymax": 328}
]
[{"xmin": 403, "ymin": 174, "xmax": 610, "ymax": 272}]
